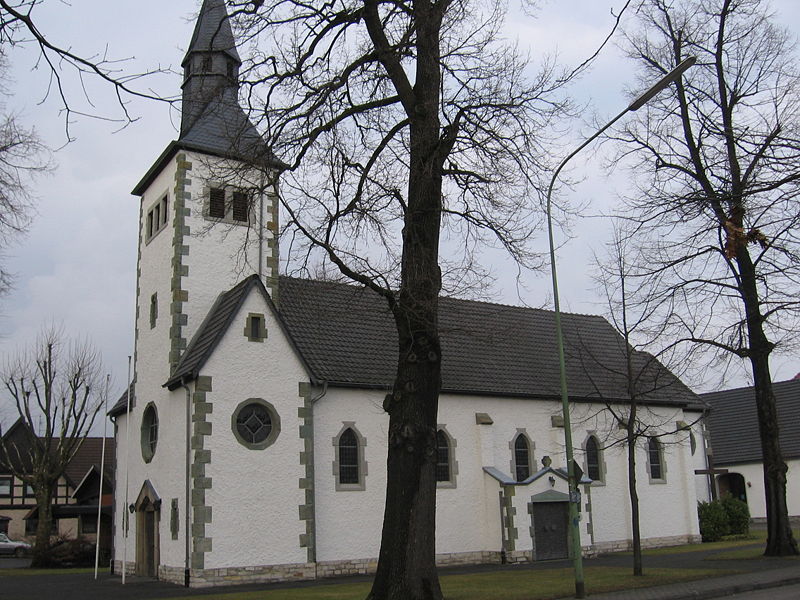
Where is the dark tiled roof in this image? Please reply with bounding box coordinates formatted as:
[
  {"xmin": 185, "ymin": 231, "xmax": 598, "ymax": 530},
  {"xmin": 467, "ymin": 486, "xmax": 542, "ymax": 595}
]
[
  {"xmin": 702, "ymin": 378, "xmax": 800, "ymax": 465},
  {"xmin": 183, "ymin": 0, "xmax": 240, "ymax": 66},
  {"xmin": 180, "ymin": 87, "xmax": 276, "ymax": 164},
  {"xmin": 165, "ymin": 275, "xmax": 266, "ymax": 389},
  {"xmin": 164, "ymin": 276, "xmax": 696, "ymax": 406},
  {"xmin": 1, "ymin": 419, "xmax": 114, "ymax": 487},
  {"xmin": 64, "ymin": 438, "xmax": 115, "ymax": 488},
  {"xmin": 108, "ymin": 383, "xmax": 134, "ymax": 418},
  {"xmin": 276, "ymin": 278, "xmax": 696, "ymax": 405}
]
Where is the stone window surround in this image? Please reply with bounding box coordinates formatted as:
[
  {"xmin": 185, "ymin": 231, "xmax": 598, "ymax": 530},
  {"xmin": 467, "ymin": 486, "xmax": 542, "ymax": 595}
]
[
  {"xmin": 141, "ymin": 402, "xmax": 159, "ymax": 463},
  {"xmin": 436, "ymin": 424, "xmax": 458, "ymax": 489},
  {"xmin": 231, "ymin": 398, "xmax": 281, "ymax": 450},
  {"xmin": 332, "ymin": 422, "xmax": 367, "ymax": 492},
  {"xmin": 583, "ymin": 432, "xmax": 606, "ymax": 486},
  {"xmin": 144, "ymin": 193, "xmax": 169, "ymax": 244},
  {"xmin": 646, "ymin": 436, "xmax": 667, "ymax": 484},
  {"xmin": 202, "ymin": 183, "xmax": 253, "ymax": 226},
  {"xmin": 509, "ymin": 429, "xmax": 534, "ymax": 482},
  {"xmin": 244, "ymin": 312, "xmax": 267, "ymax": 342}
]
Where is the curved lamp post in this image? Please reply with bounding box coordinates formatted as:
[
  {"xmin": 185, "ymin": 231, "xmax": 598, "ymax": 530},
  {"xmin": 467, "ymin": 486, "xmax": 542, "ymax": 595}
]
[{"xmin": 546, "ymin": 56, "xmax": 696, "ymax": 599}]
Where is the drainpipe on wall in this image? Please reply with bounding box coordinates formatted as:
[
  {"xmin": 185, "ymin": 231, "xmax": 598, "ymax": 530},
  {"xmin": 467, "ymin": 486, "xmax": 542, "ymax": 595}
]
[
  {"xmin": 182, "ymin": 383, "xmax": 192, "ymax": 587},
  {"xmin": 308, "ymin": 382, "xmax": 327, "ymax": 577},
  {"xmin": 498, "ymin": 489, "xmax": 507, "ymax": 564}
]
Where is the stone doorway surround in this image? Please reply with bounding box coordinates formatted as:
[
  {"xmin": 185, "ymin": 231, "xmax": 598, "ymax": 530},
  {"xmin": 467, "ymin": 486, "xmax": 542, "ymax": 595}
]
[{"xmin": 134, "ymin": 480, "xmax": 161, "ymax": 578}]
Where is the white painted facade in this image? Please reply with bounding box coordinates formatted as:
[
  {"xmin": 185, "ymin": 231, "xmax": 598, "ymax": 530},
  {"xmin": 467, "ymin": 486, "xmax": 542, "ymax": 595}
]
[
  {"xmin": 111, "ymin": 1, "xmax": 704, "ymax": 585},
  {"xmin": 714, "ymin": 459, "xmax": 800, "ymax": 520},
  {"xmin": 113, "ymin": 236, "xmax": 704, "ymax": 584}
]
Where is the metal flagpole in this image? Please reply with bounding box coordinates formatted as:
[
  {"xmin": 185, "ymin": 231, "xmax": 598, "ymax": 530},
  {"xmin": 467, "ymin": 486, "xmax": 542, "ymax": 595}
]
[
  {"xmin": 94, "ymin": 374, "xmax": 110, "ymax": 579},
  {"xmin": 122, "ymin": 357, "xmax": 132, "ymax": 584}
]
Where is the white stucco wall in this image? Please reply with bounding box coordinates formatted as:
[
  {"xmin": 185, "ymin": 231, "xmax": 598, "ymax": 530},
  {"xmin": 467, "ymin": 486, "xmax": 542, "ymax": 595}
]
[
  {"xmin": 716, "ymin": 459, "xmax": 800, "ymax": 519},
  {"xmin": 114, "ymin": 148, "xmax": 281, "ymax": 573},
  {"xmin": 314, "ymin": 391, "xmax": 700, "ymax": 563},
  {"xmin": 114, "ymin": 155, "xmax": 194, "ymax": 571},
  {"xmin": 180, "ymin": 151, "xmax": 278, "ymax": 345},
  {"xmin": 200, "ymin": 289, "xmax": 309, "ymax": 568}
]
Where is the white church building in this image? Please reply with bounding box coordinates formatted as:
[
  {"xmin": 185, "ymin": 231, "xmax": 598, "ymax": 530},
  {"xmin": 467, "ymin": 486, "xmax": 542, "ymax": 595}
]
[{"xmin": 110, "ymin": 0, "xmax": 705, "ymax": 587}]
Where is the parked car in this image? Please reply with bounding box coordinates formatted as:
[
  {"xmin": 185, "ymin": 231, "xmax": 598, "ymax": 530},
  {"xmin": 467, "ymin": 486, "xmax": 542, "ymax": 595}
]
[{"xmin": 0, "ymin": 533, "xmax": 31, "ymax": 557}]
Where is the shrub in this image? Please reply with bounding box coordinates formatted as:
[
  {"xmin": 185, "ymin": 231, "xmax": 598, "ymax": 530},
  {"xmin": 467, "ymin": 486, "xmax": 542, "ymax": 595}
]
[
  {"xmin": 45, "ymin": 536, "xmax": 96, "ymax": 568},
  {"xmin": 698, "ymin": 500, "xmax": 730, "ymax": 542},
  {"xmin": 721, "ymin": 495, "xmax": 750, "ymax": 535}
]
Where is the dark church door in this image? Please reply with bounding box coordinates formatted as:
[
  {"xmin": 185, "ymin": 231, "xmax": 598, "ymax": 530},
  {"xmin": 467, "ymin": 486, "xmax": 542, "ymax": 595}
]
[{"xmin": 532, "ymin": 502, "xmax": 569, "ymax": 560}]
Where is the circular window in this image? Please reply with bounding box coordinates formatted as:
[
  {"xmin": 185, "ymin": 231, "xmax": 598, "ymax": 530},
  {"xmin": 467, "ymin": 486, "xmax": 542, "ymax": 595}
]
[
  {"xmin": 231, "ymin": 399, "xmax": 280, "ymax": 450},
  {"xmin": 141, "ymin": 403, "xmax": 158, "ymax": 463}
]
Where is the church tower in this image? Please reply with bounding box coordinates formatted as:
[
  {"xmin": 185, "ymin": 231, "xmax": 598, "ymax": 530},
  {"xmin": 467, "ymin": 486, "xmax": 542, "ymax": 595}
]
[
  {"xmin": 114, "ymin": 1, "xmax": 287, "ymax": 581},
  {"xmin": 131, "ymin": 0, "xmax": 281, "ymax": 374}
]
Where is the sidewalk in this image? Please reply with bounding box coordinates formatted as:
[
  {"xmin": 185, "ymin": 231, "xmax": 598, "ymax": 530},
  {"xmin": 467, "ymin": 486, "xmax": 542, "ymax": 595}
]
[
  {"xmin": 1, "ymin": 541, "xmax": 798, "ymax": 600},
  {"xmin": 588, "ymin": 564, "xmax": 800, "ymax": 600}
]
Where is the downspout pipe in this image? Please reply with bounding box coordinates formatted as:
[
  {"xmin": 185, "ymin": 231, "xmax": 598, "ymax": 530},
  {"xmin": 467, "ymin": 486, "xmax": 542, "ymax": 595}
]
[
  {"xmin": 182, "ymin": 383, "xmax": 192, "ymax": 587},
  {"xmin": 308, "ymin": 381, "xmax": 327, "ymax": 575}
]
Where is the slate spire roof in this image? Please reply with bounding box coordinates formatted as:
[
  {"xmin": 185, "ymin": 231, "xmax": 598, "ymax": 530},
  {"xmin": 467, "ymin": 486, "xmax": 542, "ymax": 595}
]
[
  {"xmin": 161, "ymin": 276, "xmax": 698, "ymax": 409},
  {"xmin": 132, "ymin": 0, "xmax": 282, "ymax": 196},
  {"xmin": 182, "ymin": 0, "xmax": 241, "ymax": 66}
]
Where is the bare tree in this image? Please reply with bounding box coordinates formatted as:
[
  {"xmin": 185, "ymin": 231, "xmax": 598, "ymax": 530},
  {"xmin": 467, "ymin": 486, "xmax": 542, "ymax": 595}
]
[
  {"xmin": 612, "ymin": 0, "xmax": 799, "ymax": 556},
  {"xmin": 218, "ymin": 1, "xmax": 575, "ymax": 598},
  {"xmin": 574, "ymin": 225, "xmax": 699, "ymax": 575},
  {"xmin": 0, "ymin": 0, "xmax": 170, "ymax": 140},
  {"xmin": 0, "ymin": 327, "xmax": 106, "ymax": 566}
]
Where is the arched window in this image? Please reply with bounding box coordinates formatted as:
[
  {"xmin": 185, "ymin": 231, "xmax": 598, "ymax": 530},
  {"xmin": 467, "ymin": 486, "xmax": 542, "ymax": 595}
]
[
  {"xmin": 140, "ymin": 403, "xmax": 158, "ymax": 463},
  {"xmin": 339, "ymin": 428, "xmax": 359, "ymax": 484},
  {"xmin": 648, "ymin": 437, "xmax": 665, "ymax": 481},
  {"xmin": 333, "ymin": 424, "xmax": 367, "ymax": 491},
  {"xmin": 586, "ymin": 435, "xmax": 603, "ymax": 482},
  {"xmin": 514, "ymin": 435, "xmax": 531, "ymax": 481},
  {"xmin": 436, "ymin": 430, "xmax": 450, "ymax": 482}
]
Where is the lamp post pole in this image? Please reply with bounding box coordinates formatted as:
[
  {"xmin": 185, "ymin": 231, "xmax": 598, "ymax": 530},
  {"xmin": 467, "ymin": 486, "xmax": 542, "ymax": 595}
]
[{"xmin": 545, "ymin": 56, "xmax": 695, "ymax": 600}]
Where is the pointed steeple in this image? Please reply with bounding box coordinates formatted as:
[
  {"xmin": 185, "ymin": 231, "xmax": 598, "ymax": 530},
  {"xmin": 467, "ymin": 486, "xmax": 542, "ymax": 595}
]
[
  {"xmin": 180, "ymin": 0, "xmax": 242, "ymax": 137},
  {"xmin": 183, "ymin": 0, "xmax": 241, "ymax": 66}
]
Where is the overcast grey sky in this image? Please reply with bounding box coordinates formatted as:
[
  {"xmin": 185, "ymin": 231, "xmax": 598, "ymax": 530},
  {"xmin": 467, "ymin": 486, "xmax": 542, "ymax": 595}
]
[{"xmin": 1, "ymin": 0, "xmax": 798, "ymax": 419}]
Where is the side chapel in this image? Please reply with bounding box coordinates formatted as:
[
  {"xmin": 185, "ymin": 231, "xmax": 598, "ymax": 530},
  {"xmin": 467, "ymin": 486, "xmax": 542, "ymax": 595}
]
[{"xmin": 111, "ymin": 0, "xmax": 705, "ymax": 587}]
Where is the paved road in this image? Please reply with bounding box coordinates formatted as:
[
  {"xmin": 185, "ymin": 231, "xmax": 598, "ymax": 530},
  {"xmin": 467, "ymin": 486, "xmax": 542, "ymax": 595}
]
[
  {"xmin": 717, "ymin": 582, "xmax": 800, "ymax": 599},
  {"xmin": 0, "ymin": 557, "xmax": 30, "ymax": 569}
]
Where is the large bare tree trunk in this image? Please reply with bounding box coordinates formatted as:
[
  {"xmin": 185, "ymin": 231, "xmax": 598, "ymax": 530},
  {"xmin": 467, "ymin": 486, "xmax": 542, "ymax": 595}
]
[
  {"xmin": 737, "ymin": 250, "xmax": 799, "ymax": 557},
  {"xmin": 367, "ymin": 3, "xmax": 445, "ymax": 598}
]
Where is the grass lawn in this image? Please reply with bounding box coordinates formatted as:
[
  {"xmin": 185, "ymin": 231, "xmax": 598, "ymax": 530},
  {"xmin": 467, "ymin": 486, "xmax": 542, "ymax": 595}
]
[{"xmin": 163, "ymin": 567, "xmax": 736, "ymax": 600}]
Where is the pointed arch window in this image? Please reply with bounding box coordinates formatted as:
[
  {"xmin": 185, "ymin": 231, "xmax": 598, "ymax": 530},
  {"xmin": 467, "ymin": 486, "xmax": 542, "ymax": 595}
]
[
  {"xmin": 585, "ymin": 435, "xmax": 604, "ymax": 483},
  {"xmin": 648, "ymin": 437, "xmax": 665, "ymax": 482},
  {"xmin": 435, "ymin": 427, "xmax": 458, "ymax": 488},
  {"xmin": 333, "ymin": 424, "xmax": 367, "ymax": 491},
  {"xmin": 513, "ymin": 434, "xmax": 531, "ymax": 481}
]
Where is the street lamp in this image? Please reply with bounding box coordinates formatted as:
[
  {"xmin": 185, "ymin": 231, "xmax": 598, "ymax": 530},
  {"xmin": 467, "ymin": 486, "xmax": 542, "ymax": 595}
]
[{"xmin": 546, "ymin": 56, "xmax": 695, "ymax": 600}]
